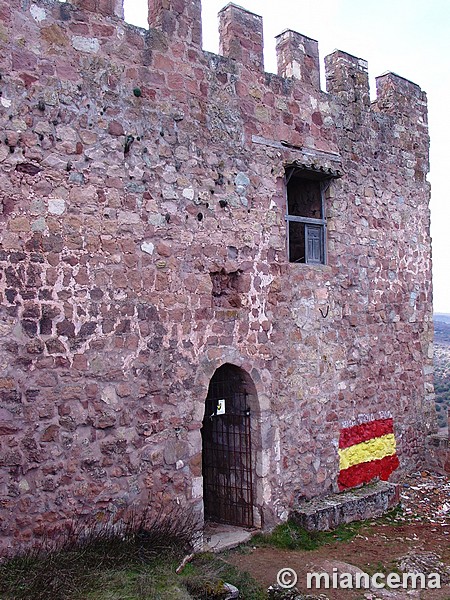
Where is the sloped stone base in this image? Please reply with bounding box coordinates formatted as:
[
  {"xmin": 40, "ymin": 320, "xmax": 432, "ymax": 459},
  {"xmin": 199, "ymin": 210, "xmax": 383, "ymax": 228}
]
[
  {"xmin": 290, "ymin": 481, "xmax": 400, "ymax": 531},
  {"xmin": 426, "ymin": 433, "xmax": 450, "ymax": 475}
]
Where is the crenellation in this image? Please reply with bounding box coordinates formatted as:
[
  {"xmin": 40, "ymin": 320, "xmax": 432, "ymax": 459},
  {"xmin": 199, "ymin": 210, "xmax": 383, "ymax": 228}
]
[
  {"xmin": 375, "ymin": 72, "xmax": 428, "ymax": 122},
  {"xmin": 275, "ymin": 30, "xmax": 320, "ymax": 90},
  {"xmin": 218, "ymin": 3, "xmax": 264, "ymax": 72},
  {"xmin": 325, "ymin": 50, "xmax": 370, "ymax": 110}
]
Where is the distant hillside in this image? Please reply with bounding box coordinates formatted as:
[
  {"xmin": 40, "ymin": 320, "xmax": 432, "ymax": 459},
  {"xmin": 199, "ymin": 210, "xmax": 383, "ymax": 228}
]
[
  {"xmin": 434, "ymin": 320, "xmax": 450, "ymax": 345},
  {"xmin": 434, "ymin": 315, "xmax": 450, "ymax": 429},
  {"xmin": 435, "ymin": 313, "xmax": 450, "ymax": 325}
]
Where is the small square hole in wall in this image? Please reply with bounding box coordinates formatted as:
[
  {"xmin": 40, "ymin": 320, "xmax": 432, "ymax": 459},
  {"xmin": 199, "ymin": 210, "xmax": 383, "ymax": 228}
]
[{"xmin": 210, "ymin": 270, "xmax": 242, "ymax": 308}]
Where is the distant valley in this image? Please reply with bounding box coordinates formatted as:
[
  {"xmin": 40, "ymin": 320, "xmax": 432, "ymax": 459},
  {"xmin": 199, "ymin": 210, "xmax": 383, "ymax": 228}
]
[{"xmin": 434, "ymin": 314, "xmax": 450, "ymax": 429}]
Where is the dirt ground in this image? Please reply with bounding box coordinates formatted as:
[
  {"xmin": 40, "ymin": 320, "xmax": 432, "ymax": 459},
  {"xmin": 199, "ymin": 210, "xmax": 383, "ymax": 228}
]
[{"xmin": 225, "ymin": 472, "xmax": 450, "ymax": 599}]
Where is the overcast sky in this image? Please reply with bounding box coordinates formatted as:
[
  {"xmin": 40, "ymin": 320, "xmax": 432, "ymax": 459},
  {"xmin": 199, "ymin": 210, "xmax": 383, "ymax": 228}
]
[{"xmin": 124, "ymin": 0, "xmax": 450, "ymax": 314}]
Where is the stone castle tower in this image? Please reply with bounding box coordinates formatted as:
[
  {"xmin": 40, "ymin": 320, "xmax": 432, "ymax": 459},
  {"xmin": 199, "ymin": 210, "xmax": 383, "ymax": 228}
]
[{"xmin": 0, "ymin": 0, "xmax": 435, "ymax": 553}]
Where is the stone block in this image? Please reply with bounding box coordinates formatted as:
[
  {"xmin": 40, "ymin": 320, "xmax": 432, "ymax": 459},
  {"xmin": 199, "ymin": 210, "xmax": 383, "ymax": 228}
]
[{"xmin": 290, "ymin": 481, "xmax": 399, "ymax": 531}]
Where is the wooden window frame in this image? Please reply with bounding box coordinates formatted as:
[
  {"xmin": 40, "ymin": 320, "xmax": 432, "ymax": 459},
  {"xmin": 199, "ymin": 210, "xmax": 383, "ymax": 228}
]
[{"xmin": 285, "ymin": 167, "xmax": 330, "ymax": 265}]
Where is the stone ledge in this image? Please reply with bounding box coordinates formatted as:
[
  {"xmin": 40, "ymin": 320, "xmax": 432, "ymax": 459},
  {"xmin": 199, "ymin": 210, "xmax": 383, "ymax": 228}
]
[
  {"xmin": 203, "ymin": 522, "xmax": 255, "ymax": 553},
  {"xmin": 290, "ymin": 481, "xmax": 400, "ymax": 531}
]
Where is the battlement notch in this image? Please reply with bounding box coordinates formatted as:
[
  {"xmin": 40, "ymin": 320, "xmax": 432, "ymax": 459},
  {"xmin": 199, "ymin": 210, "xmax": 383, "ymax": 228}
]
[
  {"xmin": 275, "ymin": 30, "xmax": 320, "ymax": 89},
  {"xmin": 219, "ymin": 3, "xmax": 264, "ymax": 71}
]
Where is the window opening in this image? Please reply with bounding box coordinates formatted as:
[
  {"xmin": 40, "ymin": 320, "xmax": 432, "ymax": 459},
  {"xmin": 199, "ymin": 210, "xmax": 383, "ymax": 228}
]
[{"xmin": 285, "ymin": 165, "xmax": 339, "ymax": 264}]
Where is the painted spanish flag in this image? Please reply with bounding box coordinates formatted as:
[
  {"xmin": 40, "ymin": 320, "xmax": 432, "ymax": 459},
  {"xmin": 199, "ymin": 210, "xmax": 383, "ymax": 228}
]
[{"xmin": 338, "ymin": 418, "xmax": 399, "ymax": 490}]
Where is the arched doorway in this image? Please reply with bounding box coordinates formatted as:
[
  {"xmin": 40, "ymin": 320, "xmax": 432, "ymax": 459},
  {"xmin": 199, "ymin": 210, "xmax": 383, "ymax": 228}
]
[{"xmin": 201, "ymin": 364, "xmax": 255, "ymax": 527}]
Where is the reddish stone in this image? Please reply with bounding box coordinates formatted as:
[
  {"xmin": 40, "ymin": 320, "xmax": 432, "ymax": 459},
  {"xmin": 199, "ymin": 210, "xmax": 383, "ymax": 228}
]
[
  {"xmin": 20, "ymin": 73, "xmax": 38, "ymax": 87},
  {"xmin": 108, "ymin": 121, "xmax": 124, "ymax": 136},
  {"xmin": 12, "ymin": 50, "xmax": 37, "ymax": 71},
  {"xmin": 45, "ymin": 338, "xmax": 66, "ymax": 354},
  {"xmin": 41, "ymin": 425, "xmax": 60, "ymax": 442},
  {"xmin": 72, "ymin": 354, "xmax": 88, "ymax": 370},
  {"xmin": 69, "ymin": 22, "xmax": 90, "ymax": 35}
]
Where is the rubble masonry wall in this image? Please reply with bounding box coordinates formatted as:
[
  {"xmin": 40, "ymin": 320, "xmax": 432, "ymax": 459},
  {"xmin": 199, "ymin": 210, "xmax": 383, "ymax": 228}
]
[{"xmin": 0, "ymin": 0, "xmax": 435, "ymax": 553}]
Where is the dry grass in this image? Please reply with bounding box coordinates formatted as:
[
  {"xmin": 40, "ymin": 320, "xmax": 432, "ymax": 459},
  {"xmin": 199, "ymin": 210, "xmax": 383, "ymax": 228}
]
[{"xmin": 0, "ymin": 506, "xmax": 199, "ymax": 600}]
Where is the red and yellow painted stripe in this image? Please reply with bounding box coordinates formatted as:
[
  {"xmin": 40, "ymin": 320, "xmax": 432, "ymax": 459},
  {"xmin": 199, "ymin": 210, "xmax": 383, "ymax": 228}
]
[{"xmin": 338, "ymin": 418, "xmax": 399, "ymax": 490}]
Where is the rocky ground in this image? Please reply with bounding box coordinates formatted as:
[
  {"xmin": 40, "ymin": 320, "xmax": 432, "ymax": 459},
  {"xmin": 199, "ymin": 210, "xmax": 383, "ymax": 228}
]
[{"xmin": 225, "ymin": 471, "xmax": 450, "ymax": 599}]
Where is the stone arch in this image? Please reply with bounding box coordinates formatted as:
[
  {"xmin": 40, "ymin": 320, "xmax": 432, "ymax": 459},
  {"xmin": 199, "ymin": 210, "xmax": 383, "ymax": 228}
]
[{"xmin": 193, "ymin": 351, "xmax": 272, "ymax": 529}]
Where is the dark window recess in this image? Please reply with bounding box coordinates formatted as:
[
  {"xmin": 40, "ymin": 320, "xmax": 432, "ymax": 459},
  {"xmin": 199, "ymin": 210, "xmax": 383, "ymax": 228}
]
[
  {"xmin": 285, "ymin": 165, "xmax": 339, "ymax": 264},
  {"xmin": 210, "ymin": 269, "xmax": 242, "ymax": 308}
]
